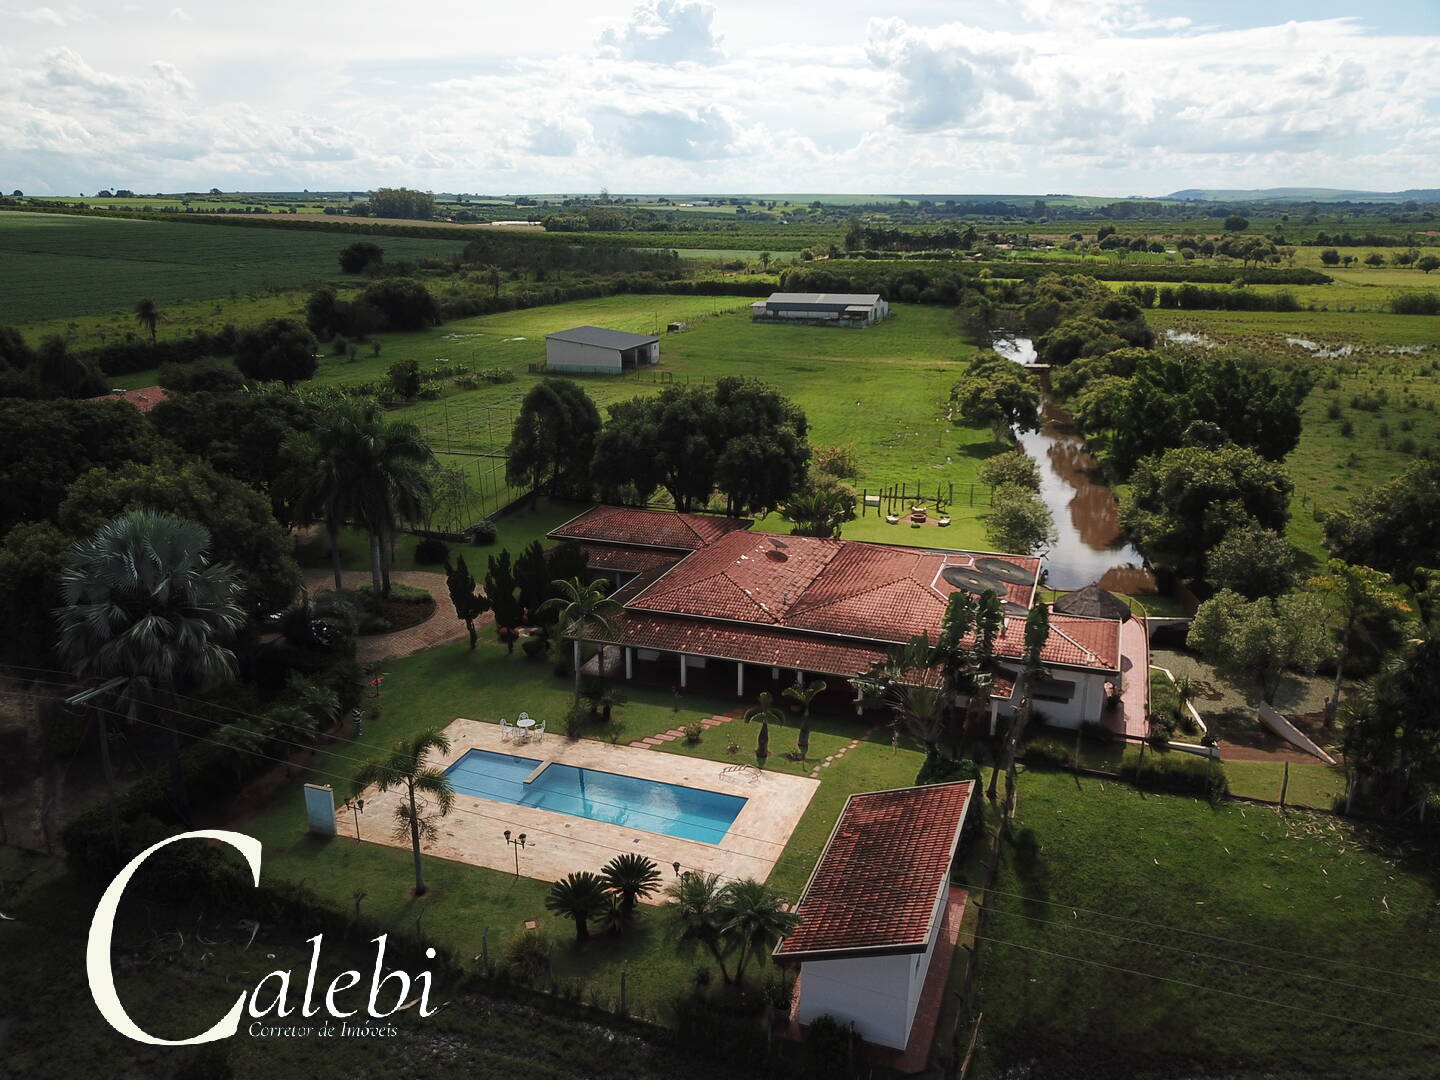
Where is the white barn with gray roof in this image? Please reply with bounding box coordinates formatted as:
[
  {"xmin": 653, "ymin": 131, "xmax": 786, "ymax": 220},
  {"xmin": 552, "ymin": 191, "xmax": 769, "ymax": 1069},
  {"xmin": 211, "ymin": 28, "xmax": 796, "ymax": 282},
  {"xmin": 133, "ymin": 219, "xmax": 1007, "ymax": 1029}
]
[
  {"xmin": 545, "ymin": 326, "xmax": 660, "ymax": 374},
  {"xmin": 751, "ymin": 292, "xmax": 890, "ymax": 327}
]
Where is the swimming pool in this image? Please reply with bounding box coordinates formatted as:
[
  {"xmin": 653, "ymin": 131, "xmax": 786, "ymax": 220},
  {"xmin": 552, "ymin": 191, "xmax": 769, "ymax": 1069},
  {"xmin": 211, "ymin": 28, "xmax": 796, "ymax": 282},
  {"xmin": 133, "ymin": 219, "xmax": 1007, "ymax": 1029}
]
[{"xmin": 443, "ymin": 748, "xmax": 747, "ymax": 845}]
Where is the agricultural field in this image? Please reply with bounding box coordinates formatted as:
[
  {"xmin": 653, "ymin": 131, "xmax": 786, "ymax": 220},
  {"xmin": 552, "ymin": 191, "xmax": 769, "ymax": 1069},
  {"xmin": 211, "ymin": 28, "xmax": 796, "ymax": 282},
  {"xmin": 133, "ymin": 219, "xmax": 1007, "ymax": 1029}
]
[
  {"xmin": 969, "ymin": 768, "xmax": 1440, "ymax": 1080},
  {"xmin": 0, "ymin": 211, "xmax": 469, "ymax": 322}
]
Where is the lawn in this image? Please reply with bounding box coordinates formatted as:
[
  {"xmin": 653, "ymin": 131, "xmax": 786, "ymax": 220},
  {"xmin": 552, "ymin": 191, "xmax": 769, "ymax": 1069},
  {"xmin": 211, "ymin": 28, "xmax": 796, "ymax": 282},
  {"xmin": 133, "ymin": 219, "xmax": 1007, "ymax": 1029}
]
[
  {"xmin": 969, "ymin": 767, "xmax": 1440, "ymax": 1079},
  {"xmin": 0, "ymin": 211, "xmax": 469, "ymax": 321},
  {"xmin": 1224, "ymin": 760, "xmax": 1347, "ymax": 809},
  {"xmin": 232, "ymin": 628, "xmax": 928, "ymax": 1017}
]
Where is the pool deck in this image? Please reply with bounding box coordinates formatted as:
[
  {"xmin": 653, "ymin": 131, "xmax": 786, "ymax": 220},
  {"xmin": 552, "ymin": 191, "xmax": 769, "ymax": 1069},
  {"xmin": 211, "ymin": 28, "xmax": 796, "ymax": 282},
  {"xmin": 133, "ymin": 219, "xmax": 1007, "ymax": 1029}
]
[{"xmin": 353, "ymin": 718, "xmax": 821, "ymax": 899}]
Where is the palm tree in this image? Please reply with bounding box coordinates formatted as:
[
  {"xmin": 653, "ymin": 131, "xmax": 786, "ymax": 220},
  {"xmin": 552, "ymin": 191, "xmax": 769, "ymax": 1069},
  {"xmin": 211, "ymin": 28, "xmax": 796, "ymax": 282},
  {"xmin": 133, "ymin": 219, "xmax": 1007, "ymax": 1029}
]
[
  {"xmin": 1173, "ymin": 674, "xmax": 1196, "ymax": 729},
  {"xmin": 743, "ymin": 691, "xmax": 784, "ymax": 763},
  {"xmin": 545, "ymin": 871, "xmax": 610, "ymax": 943},
  {"xmin": 351, "ymin": 729, "xmax": 454, "ymax": 897},
  {"xmin": 1000, "ymin": 604, "xmax": 1051, "ymax": 821},
  {"xmin": 287, "ymin": 402, "xmax": 434, "ymax": 604},
  {"xmin": 782, "ymin": 678, "xmax": 827, "ymax": 759},
  {"xmin": 538, "ymin": 577, "xmax": 622, "ymax": 701},
  {"xmin": 717, "ymin": 879, "xmax": 800, "ymax": 984},
  {"xmin": 55, "ymin": 510, "xmax": 245, "ymax": 825},
  {"xmin": 601, "ymin": 853, "xmax": 662, "ymax": 915},
  {"xmin": 134, "ymin": 298, "xmax": 160, "ymax": 344},
  {"xmin": 666, "ymin": 870, "xmax": 734, "ymax": 983}
]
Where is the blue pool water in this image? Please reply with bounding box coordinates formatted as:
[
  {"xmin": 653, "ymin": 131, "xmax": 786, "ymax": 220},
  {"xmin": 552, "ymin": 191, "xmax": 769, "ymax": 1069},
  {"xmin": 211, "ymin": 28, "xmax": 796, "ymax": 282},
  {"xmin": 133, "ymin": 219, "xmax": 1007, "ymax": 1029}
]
[{"xmin": 443, "ymin": 749, "xmax": 747, "ymax": 845}]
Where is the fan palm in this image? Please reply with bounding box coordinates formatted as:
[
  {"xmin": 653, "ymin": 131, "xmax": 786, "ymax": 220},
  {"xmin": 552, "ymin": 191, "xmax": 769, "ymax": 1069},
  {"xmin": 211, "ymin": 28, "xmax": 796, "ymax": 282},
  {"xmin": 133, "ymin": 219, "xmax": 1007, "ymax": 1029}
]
[
  {"xmin": 743, "ymin": 691, "xmax": 784, "ymax": 763},
  {"xmin": 601, "ymin": 853, "xmax": 662, "ymax": 914},
  {"xmin": 782, "ymin": 678, "xmax": 827, "ymax": 759},
  {"xmin": 538, "ymin": 577, "xmax": 622, "ymax": 701},
  {"xmin": 134, "ymin": 297, "xmax": 160, "ymax": 344},
  {"xmin": 666, "ymin": 870, "xmax": 734, "ymax": 983},
  {"xmin": 54, "ymin": 510, "xmax": 245, "ymax": 825},
  {"xmin": 351, "ymin": 729, "xmax": 454, "ymax": 897},
  {"xmin": 717, "ymin": 878, "xmax": 800, "ymax": 984},
  {"xmin": 545, "ymin": 871, "xmax": 610, "ymax": 943}
]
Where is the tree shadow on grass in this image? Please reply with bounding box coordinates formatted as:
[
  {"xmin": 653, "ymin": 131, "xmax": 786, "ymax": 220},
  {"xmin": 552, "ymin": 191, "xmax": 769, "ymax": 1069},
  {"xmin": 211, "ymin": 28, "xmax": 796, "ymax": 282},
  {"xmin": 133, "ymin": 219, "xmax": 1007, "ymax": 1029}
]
[{"xmin": 1005, "ymin": 825, "xmax": 1050, "ymax": 919}]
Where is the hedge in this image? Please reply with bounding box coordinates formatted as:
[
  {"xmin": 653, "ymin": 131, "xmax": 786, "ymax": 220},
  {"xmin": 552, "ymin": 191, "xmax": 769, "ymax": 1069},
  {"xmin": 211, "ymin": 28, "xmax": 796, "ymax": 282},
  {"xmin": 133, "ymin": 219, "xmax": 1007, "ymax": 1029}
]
[{"xmin": 1119, "ymin": 748, "xmax": 1228, "ymax": 802}]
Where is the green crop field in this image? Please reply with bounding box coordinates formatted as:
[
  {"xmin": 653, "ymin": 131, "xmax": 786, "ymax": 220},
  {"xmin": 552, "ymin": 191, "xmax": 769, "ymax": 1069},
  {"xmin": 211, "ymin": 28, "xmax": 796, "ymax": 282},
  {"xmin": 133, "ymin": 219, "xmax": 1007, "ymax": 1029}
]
[{"xmin": 0, "ymin": 211, "xmax": 469, "ymax": 322}]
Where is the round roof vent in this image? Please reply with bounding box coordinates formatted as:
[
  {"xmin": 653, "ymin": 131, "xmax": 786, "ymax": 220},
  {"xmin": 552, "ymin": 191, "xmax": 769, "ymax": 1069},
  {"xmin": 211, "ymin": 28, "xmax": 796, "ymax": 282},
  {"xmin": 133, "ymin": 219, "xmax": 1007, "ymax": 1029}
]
[
  {"xmin": 973, "ymin": 557, "xmax": 1035, "ymax": 584},
  {"xmin": 941, "ymin": 567, "xmax": 1007, "ymax": 594},
  {"xmin": 764, "ymin": 549, "xmax": 789, "ymax": 563}
]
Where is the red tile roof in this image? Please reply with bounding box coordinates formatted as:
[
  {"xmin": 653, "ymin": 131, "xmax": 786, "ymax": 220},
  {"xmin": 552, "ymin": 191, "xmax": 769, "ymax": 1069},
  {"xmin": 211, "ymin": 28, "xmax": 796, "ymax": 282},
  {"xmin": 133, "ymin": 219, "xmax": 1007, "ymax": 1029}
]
[
  {"xmin": 550, "ymin": 506, "xmax": 752, "ymax": 551},
  {"xmin": 572, "ymin": 542, "xmax": 681, "ymax": 574},
  {"xmin": 775, "ymin": 782, "xmax": 974, "ymax": 959},
  {"xmin": 87, "ymin": 386, "xmax": 170, "ymax": 413},
  {"xmin": 627, "ymin": 531, "xmax": 1039, "ymax": 643}
]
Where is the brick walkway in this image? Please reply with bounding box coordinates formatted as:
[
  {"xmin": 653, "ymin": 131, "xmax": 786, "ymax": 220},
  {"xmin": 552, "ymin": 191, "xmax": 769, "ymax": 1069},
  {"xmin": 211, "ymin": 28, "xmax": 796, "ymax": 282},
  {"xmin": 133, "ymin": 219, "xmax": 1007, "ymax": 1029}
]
[
  {"xmin": 628, "ymin": 709, "xmax": 744, "ymax": 748},
  {"xmin": 304, "ymin": 569, "xmax": 481, "ymax": 663}
]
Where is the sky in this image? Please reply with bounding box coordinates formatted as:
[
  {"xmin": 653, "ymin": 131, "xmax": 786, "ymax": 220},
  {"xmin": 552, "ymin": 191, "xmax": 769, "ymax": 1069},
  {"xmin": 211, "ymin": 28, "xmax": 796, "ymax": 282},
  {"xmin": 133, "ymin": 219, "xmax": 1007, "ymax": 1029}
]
[{"xmin": 1, "ymin": 0, "xmax": 1437, "ymax": 197}]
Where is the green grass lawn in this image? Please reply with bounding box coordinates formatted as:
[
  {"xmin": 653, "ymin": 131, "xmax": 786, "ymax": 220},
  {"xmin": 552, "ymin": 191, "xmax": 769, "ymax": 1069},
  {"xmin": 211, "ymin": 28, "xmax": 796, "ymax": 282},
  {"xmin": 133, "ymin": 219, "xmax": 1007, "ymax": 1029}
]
[
  {"xmin": 970, "ymin": 767, "xmax": 1440, "ymax": 1079},
  {"xmin": 233, "ymin": 629, "xmax": 927, "ymax": 1016},
  {"xmin": 0, "ymin": 211, "xmax": 469, "ymax": 322},
  {"xmin": 1145, "ymin": 306, "xmax": 1438, "ymax": 346},
  {"xmin": 1224, "ymin": 760, "xmax": 1347, "ymax": 809}
]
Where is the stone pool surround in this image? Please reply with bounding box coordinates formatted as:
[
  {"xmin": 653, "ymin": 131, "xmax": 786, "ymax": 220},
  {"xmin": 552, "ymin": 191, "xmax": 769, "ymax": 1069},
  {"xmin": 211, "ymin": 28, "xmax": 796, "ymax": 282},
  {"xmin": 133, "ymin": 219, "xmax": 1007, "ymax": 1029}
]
[{"xmin": 352, "ymin": 718, "xmax": 821, "ymax": 899}]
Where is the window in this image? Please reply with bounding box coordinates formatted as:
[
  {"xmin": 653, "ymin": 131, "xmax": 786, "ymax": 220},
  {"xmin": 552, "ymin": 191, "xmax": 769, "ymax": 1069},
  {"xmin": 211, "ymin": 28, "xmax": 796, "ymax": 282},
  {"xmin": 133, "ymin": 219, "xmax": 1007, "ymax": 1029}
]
[{"xmin": 1031, "ymin": 677, "xmax": 1076, "ymax": 704}]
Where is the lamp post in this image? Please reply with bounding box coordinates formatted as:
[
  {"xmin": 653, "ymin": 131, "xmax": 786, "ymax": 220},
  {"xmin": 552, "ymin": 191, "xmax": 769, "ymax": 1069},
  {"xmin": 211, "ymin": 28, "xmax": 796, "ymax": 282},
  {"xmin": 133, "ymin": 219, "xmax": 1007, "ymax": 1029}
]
[
  {"xmin": 343, "ymin": 797, "xmax": 365, "ymax": 842},
  {"xmin": 504, "ymin": 829, "xmax": 527, "ymax": 877}
]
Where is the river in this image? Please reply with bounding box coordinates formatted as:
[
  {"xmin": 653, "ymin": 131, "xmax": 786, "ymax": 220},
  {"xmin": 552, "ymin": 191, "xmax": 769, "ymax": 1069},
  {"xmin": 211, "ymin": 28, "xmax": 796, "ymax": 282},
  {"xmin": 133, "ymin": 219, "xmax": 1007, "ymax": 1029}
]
[{"xmin": 990, "ymin": 335, "xmax": 1154, "ymax": 593}]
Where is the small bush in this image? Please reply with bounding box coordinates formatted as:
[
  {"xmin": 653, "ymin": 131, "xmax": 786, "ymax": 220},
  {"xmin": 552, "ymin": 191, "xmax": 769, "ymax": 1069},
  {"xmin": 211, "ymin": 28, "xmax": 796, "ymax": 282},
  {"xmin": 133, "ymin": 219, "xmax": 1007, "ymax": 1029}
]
[
  {"xmin": 565, "ymin": 702, "xmax": 589, "ymax": 739},
  {"xmin": 469, "ymin": 519, "xmax": 498, "ymax": 545},
  {"xmin": 502, "ymin": 929, "xmax": 551, "ymax": 984},
  {"xmin": 1120, "ymin": 748, "xmax": 1228, "ymax": 801},
  {"xmin": 683, "ymin": 720, "xmax": 703, "ymax": 743},
  {"xmin": 414, "ymin": 536, "xmax": 449, "ymax": 564},
  {"xmin": 521, "ymin": 636, "xmax": 549, "ymax": 661},
  {"xmin": 1024, "ymin": 737, "xmax": 1073, "ymax": 768}
]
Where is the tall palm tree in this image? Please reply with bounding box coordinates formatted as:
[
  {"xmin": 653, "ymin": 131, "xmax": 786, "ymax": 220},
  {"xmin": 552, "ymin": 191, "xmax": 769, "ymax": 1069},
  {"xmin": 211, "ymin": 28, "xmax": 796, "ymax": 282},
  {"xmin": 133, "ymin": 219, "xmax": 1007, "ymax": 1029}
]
[
  {"xmin": 743, "ymin": 691, "xmax": 784, "ymax": 763},
  {"xmin": 351, "ymin": 729, "xmax": 454, "ymax": 897},
  {"xmin": 666, "ymin": 870, "xmax": 734, "ymax": 983},
  {"xmin": 54, "ymin": 510, "xmax": 245, "ymax": 825},
  {"xmin": 545, "ymin": 871, "xmax": 610, "ymax": 943},
  {"xmin": 1000, "ymin": 603, "xmax": 1051, "ymax": 821},
  {"xmin": 287, "ymin": 402, "xmax": 434, "ymax": 603},
  {"xmin": 601, "ymin": 853, "xmax": 662, "ymax": 915},
  {"xmin": 782, "ymin": 678, "xmax": 827, "ymax": 759},
  {"xmin": 134, "ymin": 298, "xmax": 160, "ymax": 344},
  {"xmin": 538, "ymin": 577, "xmax": 622, "ymax": 701},
  {"xmin": 718, "ymin": 879, "xmax": 800, "ymax": 984}
]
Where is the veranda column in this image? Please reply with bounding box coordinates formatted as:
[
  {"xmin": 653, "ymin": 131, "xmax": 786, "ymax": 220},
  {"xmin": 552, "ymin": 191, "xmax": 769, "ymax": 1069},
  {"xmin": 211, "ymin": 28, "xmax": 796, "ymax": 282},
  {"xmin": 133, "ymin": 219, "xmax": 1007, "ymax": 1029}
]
[
  {"xmin": 989, "ymin": 699, "xmax": 1000, "ymax": 736},
  {"xmin": 679, "ymin": 654, "xmax": 687, "ymax": 689},
  {"xmin": 736, "ymin": 661, "xmax": 745, "ymax": 698},
  {"xmin": 625, "ymin": 647, "xmax": 633, "ymax": 680}
]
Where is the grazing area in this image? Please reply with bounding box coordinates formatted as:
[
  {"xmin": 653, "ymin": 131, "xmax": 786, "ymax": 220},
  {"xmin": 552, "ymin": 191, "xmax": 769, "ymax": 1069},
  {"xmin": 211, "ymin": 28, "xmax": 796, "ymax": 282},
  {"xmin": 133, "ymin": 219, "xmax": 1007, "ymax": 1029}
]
[{"xmin": 970, "ymin": 768, "xmax": 1440, "ymax": 1080}]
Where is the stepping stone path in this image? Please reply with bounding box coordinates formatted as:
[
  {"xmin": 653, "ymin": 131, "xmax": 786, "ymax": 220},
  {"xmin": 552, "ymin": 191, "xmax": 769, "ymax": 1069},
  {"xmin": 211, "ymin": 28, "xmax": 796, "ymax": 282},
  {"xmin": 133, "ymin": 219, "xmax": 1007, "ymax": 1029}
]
[
  {"xmin": 809, "ymin": 737, "xmax": 863, "ymax": 779},
  {"xmin": 629, "ymin": 709, "xmax": 744, "ymax": 749}
]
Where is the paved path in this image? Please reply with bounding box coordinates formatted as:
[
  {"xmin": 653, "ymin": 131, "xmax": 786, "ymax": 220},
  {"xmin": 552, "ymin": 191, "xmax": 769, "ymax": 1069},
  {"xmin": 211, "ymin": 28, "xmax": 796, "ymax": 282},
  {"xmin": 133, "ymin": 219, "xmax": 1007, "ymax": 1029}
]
[{"xmin": 304, "ymin": 569, "xmax": 480, "ymax": 662}]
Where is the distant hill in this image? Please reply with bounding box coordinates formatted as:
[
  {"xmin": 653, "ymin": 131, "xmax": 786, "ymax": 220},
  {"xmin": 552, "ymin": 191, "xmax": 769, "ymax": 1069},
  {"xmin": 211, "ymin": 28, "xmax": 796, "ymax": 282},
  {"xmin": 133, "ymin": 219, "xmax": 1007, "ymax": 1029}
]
[{"xmin": 1166, "ymin": 187, "xmax": 1440, "ymax": 204}]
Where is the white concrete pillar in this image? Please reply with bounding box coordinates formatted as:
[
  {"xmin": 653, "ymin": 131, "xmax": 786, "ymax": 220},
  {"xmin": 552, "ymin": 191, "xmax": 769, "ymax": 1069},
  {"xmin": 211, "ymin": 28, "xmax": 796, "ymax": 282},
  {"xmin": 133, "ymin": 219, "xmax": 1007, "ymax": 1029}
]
[
  {"xmin": 625, "ymin": 647, "xmax": 633, "ymax": 680},
  {"xmin": 772, "ymin": 666, "xmax": 781, "ymax": 680},
  {"xmin": 736, "ymin": 662, "xmax": 745, "ymax": 698},
  {"xmin": 679, "ymin": 654, "xmax": 687, "ymax": 689},
  {"xmin": 989, "ymin": 699, "xmax": 999, "ymax": 736},
  {"xmin": 794, "ymin": 669, "xmax": 805, "ymax": 687}
]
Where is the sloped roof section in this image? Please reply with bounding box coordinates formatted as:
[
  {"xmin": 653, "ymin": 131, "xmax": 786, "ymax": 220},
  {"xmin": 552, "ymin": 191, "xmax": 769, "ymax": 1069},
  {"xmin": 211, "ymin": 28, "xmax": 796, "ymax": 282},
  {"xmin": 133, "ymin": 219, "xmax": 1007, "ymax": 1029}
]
[
  {"xmin": 569, "ymin": 543, "xmax": 680, "ymax": 575},
  {"xmin": 1052, "ymin": 583, "xmax": 1132, "ymax": 623},
  {"xmin": 545, "ymin": 325, "xmax": 658, "ymax": 349},
  {"xmin": 550, "ymin": 506, "xmax": 752, "ymax": 551},
  {"xmin": 775, "ymin": 782, "xmax": 973, "ymax": 960}
]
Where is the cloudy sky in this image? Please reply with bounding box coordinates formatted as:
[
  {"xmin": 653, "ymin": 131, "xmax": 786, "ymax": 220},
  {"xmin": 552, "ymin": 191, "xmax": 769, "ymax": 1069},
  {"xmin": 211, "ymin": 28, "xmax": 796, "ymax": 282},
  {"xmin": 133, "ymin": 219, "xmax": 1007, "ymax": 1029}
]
[{"xmin": 2, "ymin": 0, "xmax": 1436, "ymax": 196}]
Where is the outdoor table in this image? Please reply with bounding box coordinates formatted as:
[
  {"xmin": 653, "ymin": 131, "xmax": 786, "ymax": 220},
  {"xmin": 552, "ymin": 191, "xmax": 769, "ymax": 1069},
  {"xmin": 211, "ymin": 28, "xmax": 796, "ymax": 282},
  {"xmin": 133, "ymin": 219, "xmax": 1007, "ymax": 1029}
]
[{"xmin": 515, "ymin": 715, "xmax": 536, "ymax": 743}]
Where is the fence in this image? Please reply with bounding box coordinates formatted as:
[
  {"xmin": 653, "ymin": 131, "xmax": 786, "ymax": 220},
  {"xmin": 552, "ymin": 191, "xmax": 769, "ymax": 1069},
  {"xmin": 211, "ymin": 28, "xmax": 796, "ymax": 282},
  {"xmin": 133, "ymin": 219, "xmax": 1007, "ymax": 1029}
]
[{"xmin": 860, "ymin": 481, "xmax": 994, "ymax": 517}]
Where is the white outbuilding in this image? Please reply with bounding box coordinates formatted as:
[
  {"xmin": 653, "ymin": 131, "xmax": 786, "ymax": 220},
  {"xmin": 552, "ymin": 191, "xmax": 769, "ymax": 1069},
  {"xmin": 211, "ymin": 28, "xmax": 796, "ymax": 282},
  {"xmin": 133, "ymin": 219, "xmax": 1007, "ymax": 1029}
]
[
  {"xmin": 544, "ymin": 326, "xmax": 660, "ymax": 374},
  {"xmin": 775, "ymin": 781, "xmax": 974, "ymax": 1059}
]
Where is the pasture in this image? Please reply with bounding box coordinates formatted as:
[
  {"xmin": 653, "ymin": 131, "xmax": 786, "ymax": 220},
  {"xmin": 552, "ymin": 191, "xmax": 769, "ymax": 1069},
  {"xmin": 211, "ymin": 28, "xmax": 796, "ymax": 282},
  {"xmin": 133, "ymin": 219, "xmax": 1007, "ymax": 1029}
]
[
  {"xmin": 0, "ymin": 211, "xmax": 468, "ymax": 322},
  {"xmin": 970, "ymin": 768, "xmax": 1440, "ymax": 1080}
]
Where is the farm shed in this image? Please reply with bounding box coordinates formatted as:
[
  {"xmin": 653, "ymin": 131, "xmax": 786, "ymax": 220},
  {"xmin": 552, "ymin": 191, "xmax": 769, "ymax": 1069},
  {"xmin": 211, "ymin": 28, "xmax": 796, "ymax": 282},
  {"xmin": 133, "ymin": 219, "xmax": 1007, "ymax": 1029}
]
[
  {"xmin": 775, "ymin": 782, "xmax": 974, "ymax": 1054},
  {"xmin": 544, "ymin": 326, "xmax": 659, "ymax": 374},
  {"xmin": 750, "ymin": 292, "xmax": 890, "ymax": 327}
]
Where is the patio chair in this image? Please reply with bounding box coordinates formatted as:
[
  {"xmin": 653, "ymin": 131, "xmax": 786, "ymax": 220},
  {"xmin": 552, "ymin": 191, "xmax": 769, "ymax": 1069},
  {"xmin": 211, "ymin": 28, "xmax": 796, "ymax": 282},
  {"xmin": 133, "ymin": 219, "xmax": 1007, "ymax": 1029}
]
[
  {"xmin": 499, "ymin": 717, "xmax": 513, "ymax": 743},
  {"xmin": 885, "ymin": 513, "xmax": 900, "ymax": 525},
  {"xmin": 531, "ymin": 718, "xmax": 546, "ymax": 743}
]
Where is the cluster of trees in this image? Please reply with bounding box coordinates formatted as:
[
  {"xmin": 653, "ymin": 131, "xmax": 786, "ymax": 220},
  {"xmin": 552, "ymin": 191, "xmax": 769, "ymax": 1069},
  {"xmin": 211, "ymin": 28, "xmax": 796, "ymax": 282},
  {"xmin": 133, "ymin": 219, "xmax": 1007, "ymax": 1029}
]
[
  {"xmin": 306, "ymin": 278, "xmax": 441, "ymax": 340},
  {"xmin": 365, "ymin": 187, "xmax": 435, "ymax": 220},
  {"xmin": 1119, "ymin": 283, "xmax": 1302, "ymax": 312},
  {"xmin": 0, "ymin": 326, "xmax": 108, "ymax": 400},
  {"xmin": 458, "ymin": 233, "xmax": 683, "ymax": 278},
  {"xmin": 842, "ymin": 221, "xmax": 980, "ymax": 251},
  {"xmin": 1022, "ymin": 274, "xmax": 1154, "ymax": 366},
  {"xmin": 507, "ymin": 377, "xmax": 812, "ymax": 517}
]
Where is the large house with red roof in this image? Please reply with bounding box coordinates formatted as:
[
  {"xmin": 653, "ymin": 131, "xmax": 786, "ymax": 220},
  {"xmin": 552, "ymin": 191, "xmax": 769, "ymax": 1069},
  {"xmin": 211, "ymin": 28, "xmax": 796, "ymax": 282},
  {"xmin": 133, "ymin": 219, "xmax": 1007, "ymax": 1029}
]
[{"xmin": 549, "ymin": 506, "xmax": 1126, "ymax": 730}]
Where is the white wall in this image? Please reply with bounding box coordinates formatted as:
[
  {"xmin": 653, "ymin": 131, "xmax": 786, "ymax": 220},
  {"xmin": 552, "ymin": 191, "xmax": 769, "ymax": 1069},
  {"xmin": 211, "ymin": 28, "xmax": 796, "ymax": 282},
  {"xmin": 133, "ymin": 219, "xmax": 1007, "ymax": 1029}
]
[
  {"xmin": 546, "ymin": 339, "xmax": 620, "ymax": 372},
  {"xmin": 989, "ymin": 668, "xmax": 1112, "ymax": 728},
  {"xmin": 795, "ymin": 953, "xmax": 917, "ymax": 1049}
]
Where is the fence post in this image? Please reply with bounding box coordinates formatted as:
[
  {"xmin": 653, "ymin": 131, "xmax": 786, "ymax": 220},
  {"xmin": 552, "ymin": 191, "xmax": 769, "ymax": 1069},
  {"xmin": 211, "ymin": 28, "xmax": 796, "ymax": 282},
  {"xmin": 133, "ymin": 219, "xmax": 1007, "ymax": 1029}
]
[
  {"xmin": 1279, "ymin": 761, "xmax": 1290, "ymax": 809},
  {"xmin": 619, "ymin": 962, "xmax": 628, "ymax": 1016}
]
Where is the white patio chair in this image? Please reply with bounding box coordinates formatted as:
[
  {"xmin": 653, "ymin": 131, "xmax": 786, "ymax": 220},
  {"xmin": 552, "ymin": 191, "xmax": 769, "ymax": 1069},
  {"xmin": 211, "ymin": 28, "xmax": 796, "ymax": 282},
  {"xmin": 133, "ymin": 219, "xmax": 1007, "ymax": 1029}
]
[
  {"xmin": 531, "ymin": 718, "xmax": 546, "ymax": 743},
  {"xmin": 499, "ymin": 717, "xmax": 513, "ymax": 743}
]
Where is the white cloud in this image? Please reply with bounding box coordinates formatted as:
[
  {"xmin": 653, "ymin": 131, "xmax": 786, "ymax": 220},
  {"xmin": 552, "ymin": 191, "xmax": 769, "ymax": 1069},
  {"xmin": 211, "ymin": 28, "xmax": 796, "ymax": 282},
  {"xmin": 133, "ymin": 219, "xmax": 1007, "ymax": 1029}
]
[
  {"xmin": 598, "ymin": 0, "xmax": 722, "ymax": 64},
  {"xmin": 168, "ymin": 7, "xmax": 191, "ymax": 21}
]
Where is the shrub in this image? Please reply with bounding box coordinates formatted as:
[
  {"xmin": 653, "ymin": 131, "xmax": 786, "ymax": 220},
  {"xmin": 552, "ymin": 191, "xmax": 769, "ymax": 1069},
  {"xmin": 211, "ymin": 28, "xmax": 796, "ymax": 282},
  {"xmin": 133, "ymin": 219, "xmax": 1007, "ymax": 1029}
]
[
  {"xmin": 804, "ymin": 1014, "xmax": 864, "ymax": 1075},
  {"xmin": 813, "ymin": 444, "xmax": 859, "ymax": 477},
  {"xmin": 521, "ymin": 635, "xmax": 549, "ymax": 661},
  {"xmin": 414, "ymin": 536, "xmax": 449, "ymax": 565},
  {"xmin": 158, "ymin": 359, "xmax": 246, "ymax": 393},
  {"xmin": 1023, "ymin": 737, "xmax": 1073, "ymax": 768},
  {"xmin": 502, "ymin": 929, "xmax": 551, "ymax": 984},
  {"xmin": 1389, "ymin": 291, "xmax": 1440, "ymax": 315},
  {"xmin": 565, "ymin": 702, "xmax": 589, "ymax": 739},
  {"xmin": 1119, "ymin": 748, "xmax": 1228, "ymax": 801},
  {"xmin": 469, "ymin": 519, "xmax": 498, "ymax": 545},
  {"xmin": 683, "ymin": 720, "xmax": 703, "ymax": 743}
]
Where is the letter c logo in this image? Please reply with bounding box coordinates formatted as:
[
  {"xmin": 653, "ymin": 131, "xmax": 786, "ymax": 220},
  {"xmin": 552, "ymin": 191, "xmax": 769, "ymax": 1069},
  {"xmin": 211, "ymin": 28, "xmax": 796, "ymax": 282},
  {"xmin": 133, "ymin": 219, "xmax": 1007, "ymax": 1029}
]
[{"xmin": 87, "ymin": 830, "xmax": 262, "ymax": 1045}]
